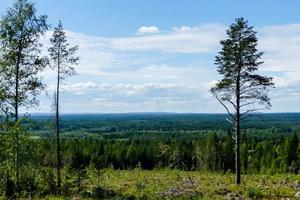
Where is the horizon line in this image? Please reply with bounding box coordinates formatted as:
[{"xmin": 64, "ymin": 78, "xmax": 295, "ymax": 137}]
[{"xmin": 23, "ymin": 111, "xmax": 300, "ymax": 115}]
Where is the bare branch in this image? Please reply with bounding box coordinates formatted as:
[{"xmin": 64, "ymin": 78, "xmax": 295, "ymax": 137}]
[
  {"xmin": 240, "ymin": 101, "xmax": 256, "ymax": 108},
  {"xmin": 240, "ymin": 108, "xmax": 265, "ymax": 120},
  {"xmin": 215, "ymin": 95, "xmax": 237, "ymax": 122},
  {"xmin": 226, "ymin": 117, "xmax": 234, "ymax": 124}
]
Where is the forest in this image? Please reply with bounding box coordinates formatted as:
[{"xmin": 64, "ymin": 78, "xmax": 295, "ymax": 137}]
[
  {"xmin": 0, "ymin": 113, "xmax": 300, "ymax": 199},
  {"xmin": 27, "ymin": 113, "xmax": 300, "ymax": 174},
  {"xmin": 0, "ymin": 0, "xmax": 300, "ymax": 199}
]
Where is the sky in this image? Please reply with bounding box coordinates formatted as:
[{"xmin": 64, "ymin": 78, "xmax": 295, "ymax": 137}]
[{"xmin": 0, "ymin": 0, "xmax": 300, "ymax": 113}]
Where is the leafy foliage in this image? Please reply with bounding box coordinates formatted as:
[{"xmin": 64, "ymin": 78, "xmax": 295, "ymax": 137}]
[{"xmin": 0, "ymin": 0, "xmax": 49, "ymax": 115}]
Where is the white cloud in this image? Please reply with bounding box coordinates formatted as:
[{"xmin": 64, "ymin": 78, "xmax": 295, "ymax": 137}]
[
  {"xmin": 257, "ymin": 24, "xmax": 300, "ymax": 106},
  {"xmin": 33, "ymin": 23, "xmax": 300, "ymax": 113},
  {"xmin": 54, "ymin": 81, "xmax": 185, "ymax": 97},
  {"xmin": 273, "ymin": 77, "xmax": 289, "ymax": 88},
  {"xmin": 172, "ymin": 26, "xmax": 194, "ymax": 32},
  {"xmin": 110, "ymin": 24, "xmax": 225, "ymax": 53},
  {"xmin": 204, "ymin": 80, "xmax": 218, "ymax": 91},
  {"xmin": 48, "ymin": 81, "xmax": 98, "ymax": 95},
  {"xmin": 137, "ymin": 26, "xmax": 160, "ymax": 34},
  {"xmin": 259, "ymin": 24, "xmax": 300, "ymax": 72},
  {"xmin": 41, "ymin": 23, "xmax": 300, "ymax": 75}
]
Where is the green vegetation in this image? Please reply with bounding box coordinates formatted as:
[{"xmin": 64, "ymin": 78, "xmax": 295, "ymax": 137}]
[
  {"xmin": 2, "ymin": 169, "xmax": 300, "ymax": 199},
  {"xmin": 78, "ymin": 169, "xmax": 300, "ymax": 199},
  {"xmin": 0, "ymin": 113, "xmax": 300, "ymax": 199}
]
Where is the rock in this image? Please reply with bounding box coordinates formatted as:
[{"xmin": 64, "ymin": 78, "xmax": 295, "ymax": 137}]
[{"xmin": 295, "ymin": 191, "xmax": 300, "ymax": 198}]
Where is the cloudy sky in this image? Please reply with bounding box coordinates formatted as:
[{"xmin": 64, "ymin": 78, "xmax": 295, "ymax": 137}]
[{"xmin": 0, "ymin": 0, "xmax": 300, "ymax": 113}]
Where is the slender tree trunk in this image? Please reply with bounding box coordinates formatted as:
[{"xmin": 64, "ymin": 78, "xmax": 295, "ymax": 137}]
[
  {"xmin": 235, "ymin": 115, "xmax": 241, "ymax": 184},
  {"xmin": 15, "ymin": 3, "xmax": 25, "ymax": 190},
  {"xmin": 15, "ymin": 51, "xmax": 21, "ymax": 191},
  {"xmin": 235, "ymin": 69, "xmax": 241, "ymax": 185},
  {"xmin": 15, "ymin": 64, "xmax": 19, "ymax": 191},
  {"xmin": 56, "ymin": 56, "xmax": 61, "ymax": 194},
  {"xmin": 14, "ymin": 3, "xmax": 24, "ymax": 191}
]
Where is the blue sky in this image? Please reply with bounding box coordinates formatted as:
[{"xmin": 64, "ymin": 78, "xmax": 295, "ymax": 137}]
[
  {"xmin": 1, "ymin": 0, "xmax": 299, "ymax": 36},
  {"xmin": 0, "ymin": 0, "xmax": 300, "ymax": 113}
]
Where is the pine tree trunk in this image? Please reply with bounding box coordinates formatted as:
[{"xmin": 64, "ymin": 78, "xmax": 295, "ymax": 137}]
[
  {"xmin": 235, "ymin": 117, "xmax": 241, "ymax": 184},
  {"xmin": 235, "ymin": 69, "xmax": 241, "ymax": 185},
  {"xmin": 56, "ymin": 58, "xmax": 61, "ymax": 194}
]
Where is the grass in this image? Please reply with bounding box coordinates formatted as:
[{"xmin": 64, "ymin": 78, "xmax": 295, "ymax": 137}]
[
  {"xmin": 85, "ymin": 169, "xmax": 300, "ymax": 199},
  {"xmin": 16, "ymin": 169, "xmax": 300, "ymax": 199}
]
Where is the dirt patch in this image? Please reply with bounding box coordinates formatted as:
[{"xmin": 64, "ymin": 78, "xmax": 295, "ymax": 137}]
[{"xmin": 159, "ymin": 177, "xmax": 202, "ymax": 198}]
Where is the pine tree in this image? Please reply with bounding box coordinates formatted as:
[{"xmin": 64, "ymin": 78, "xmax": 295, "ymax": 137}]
[
  {"xmin": 205, "ymin": 133, "xmax": 221, "ymax": 171},
  {"xmin": 223, "ymin": 130, "xmax": 235, "ymax": 172},
  {"xmin": 286, "ymin": 134, "xmax": 299, "ymax": 172},
  {"xmin": 48, "ymin": 21, "xmax": 79, "ymax": 194},
  {"xmin": 210, "ymin": 18, "xmax": 274, "ymax": 184}
]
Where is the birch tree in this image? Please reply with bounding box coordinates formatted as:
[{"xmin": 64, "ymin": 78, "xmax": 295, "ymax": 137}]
[{"xmin": 0, "ymin": 0, "xmax": 48, "ymax": 189}]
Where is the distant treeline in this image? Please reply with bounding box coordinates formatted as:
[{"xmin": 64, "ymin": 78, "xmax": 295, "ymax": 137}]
[{"xmin": 26, "ymin": 113, "xmax": 300, "ymax": 135}]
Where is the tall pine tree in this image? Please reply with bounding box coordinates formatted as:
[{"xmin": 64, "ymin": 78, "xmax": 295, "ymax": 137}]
[
  {"xmin": 210, "ymin": 18, "xmax": 274, "ymax": 184},
  {"xmin": 48, "ymin": 21, "xmax": 79, "ymax": 194}
]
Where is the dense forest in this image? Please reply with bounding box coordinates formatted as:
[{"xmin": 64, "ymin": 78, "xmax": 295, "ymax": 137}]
[{"xmin": 27, "ymin": 113, "xmax": 300, "ymax": 174}]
